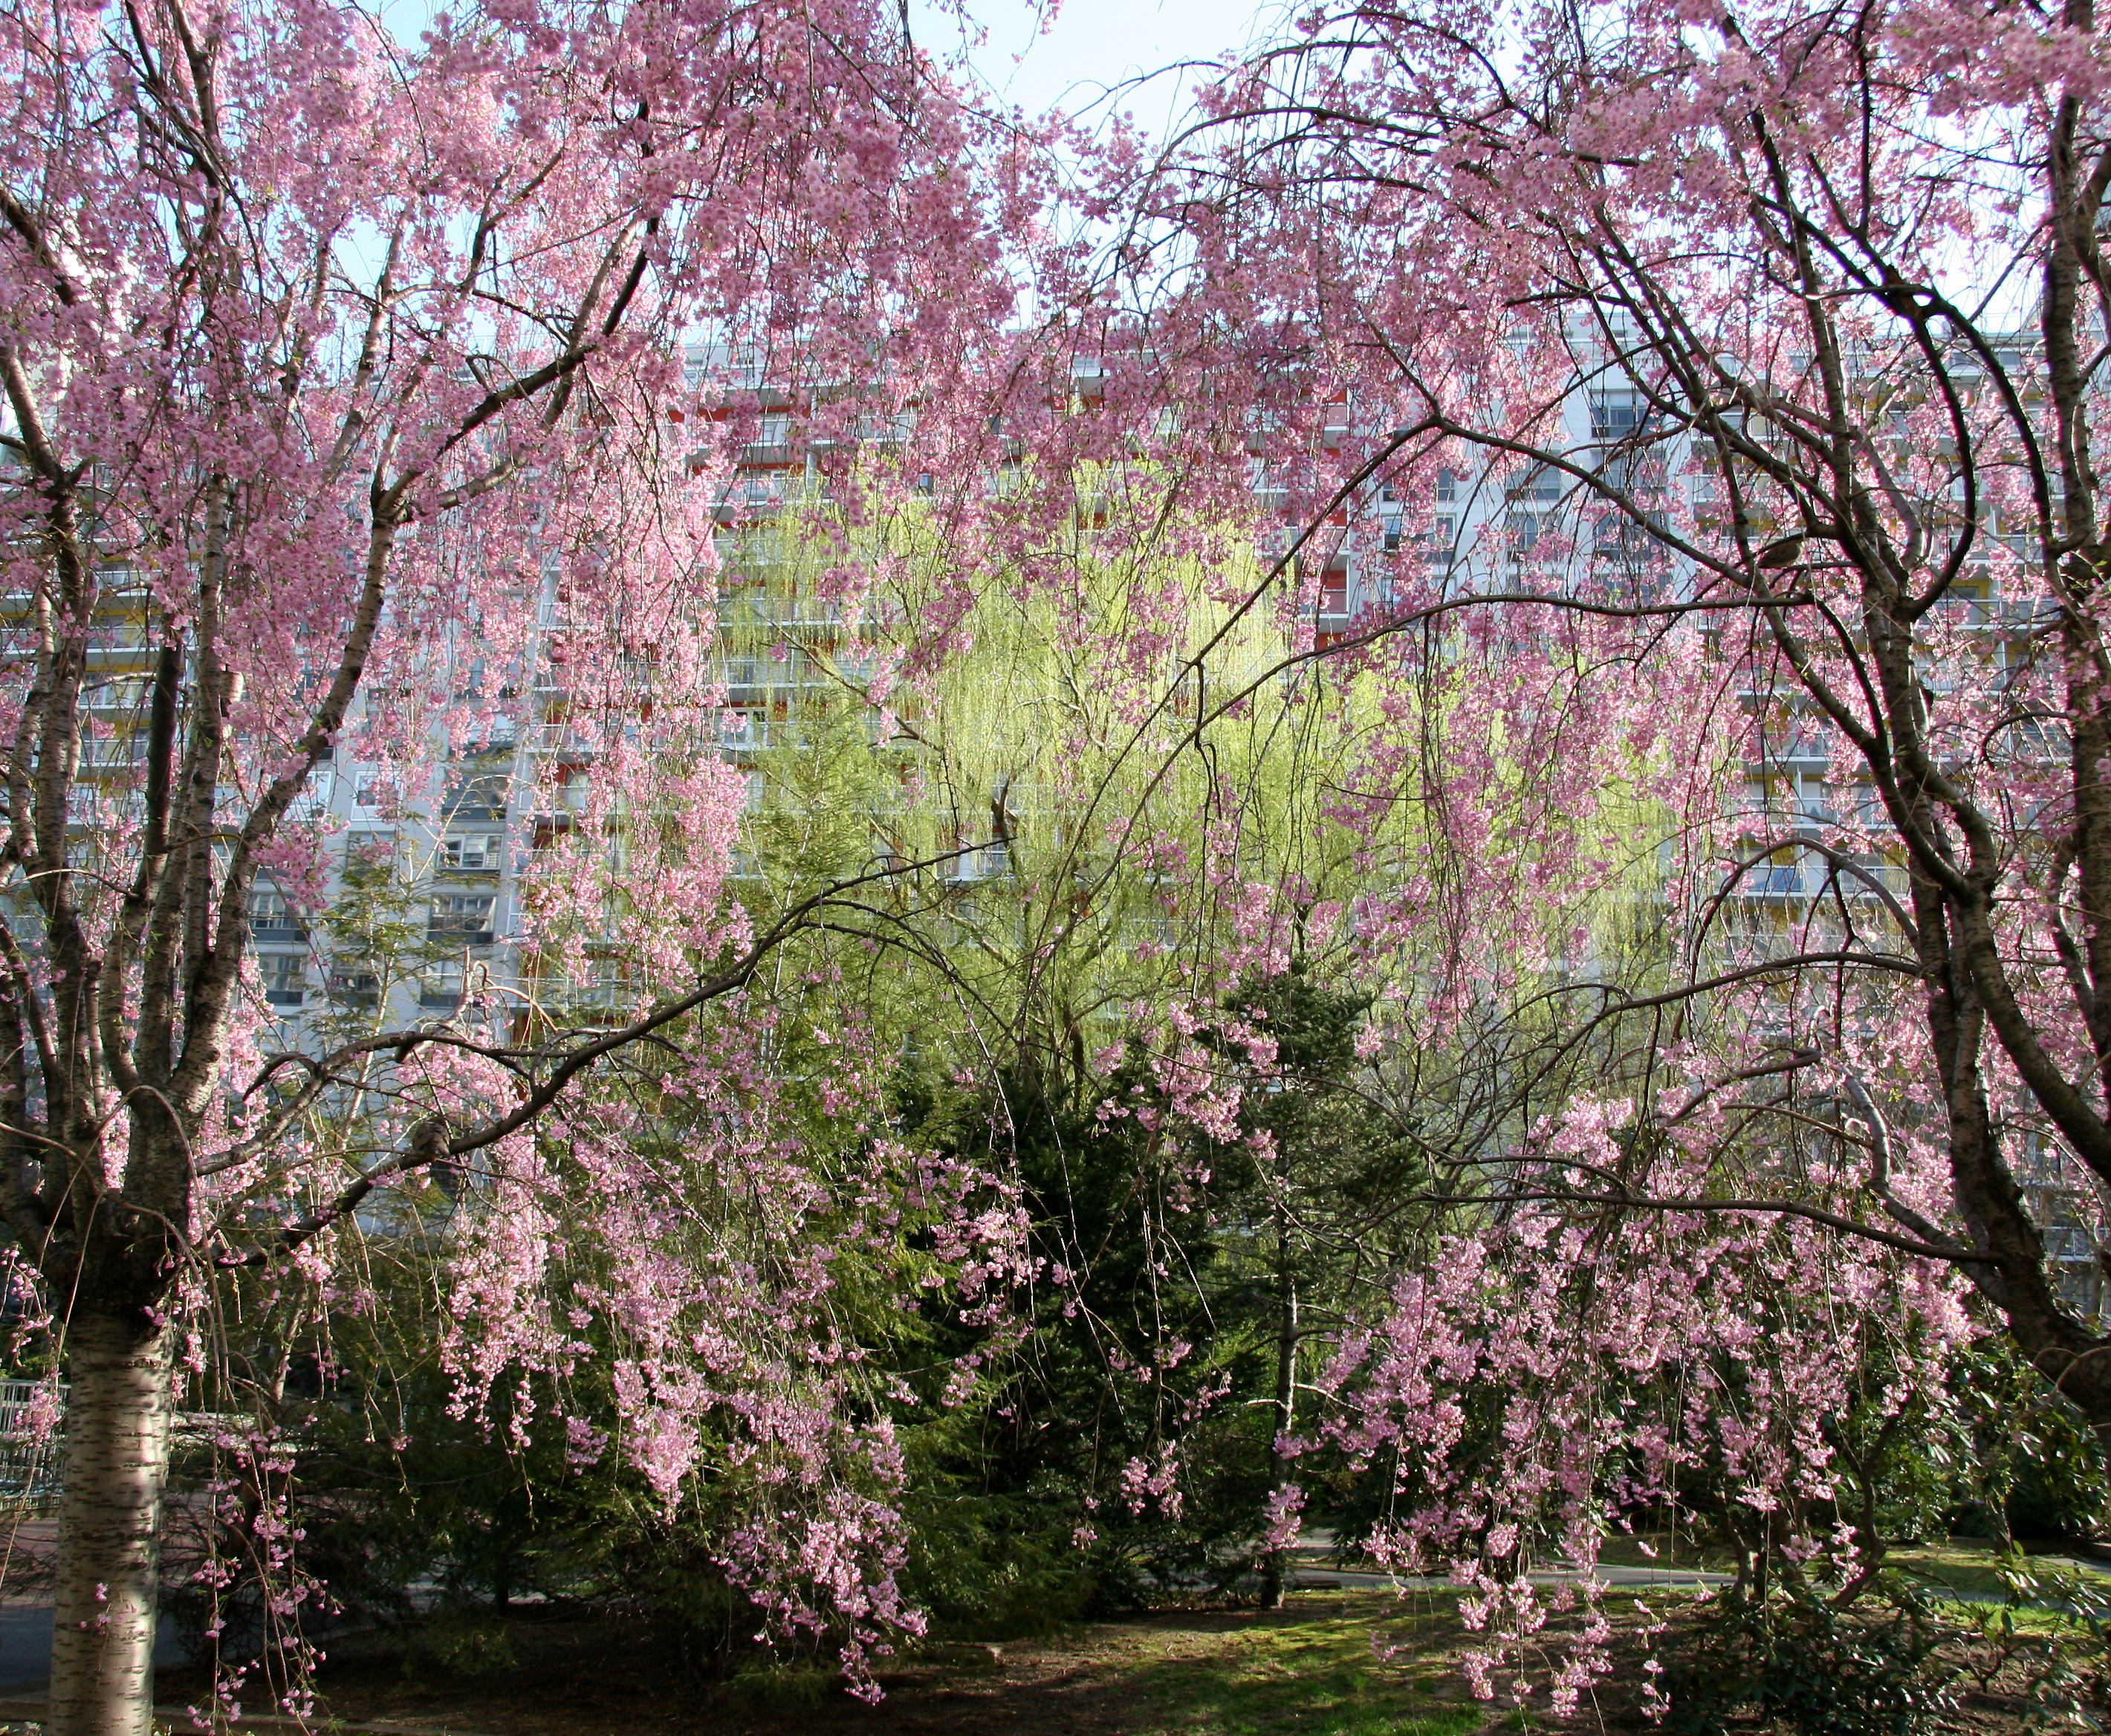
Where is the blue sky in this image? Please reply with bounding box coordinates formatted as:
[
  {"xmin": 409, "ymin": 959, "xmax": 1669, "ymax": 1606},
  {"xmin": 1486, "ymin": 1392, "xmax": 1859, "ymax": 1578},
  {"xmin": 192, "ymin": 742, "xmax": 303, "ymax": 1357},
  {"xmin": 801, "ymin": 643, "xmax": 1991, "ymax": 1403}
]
[{"xmin": 914, "ymin": 0, "xmax": 1279, "ymax": 131}]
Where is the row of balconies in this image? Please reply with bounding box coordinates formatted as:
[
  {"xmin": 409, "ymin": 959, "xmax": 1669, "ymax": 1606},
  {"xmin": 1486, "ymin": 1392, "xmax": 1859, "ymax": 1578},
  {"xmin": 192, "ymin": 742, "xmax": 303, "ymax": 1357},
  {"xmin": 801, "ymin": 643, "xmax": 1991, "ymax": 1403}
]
[
  {"xmin": 253, "ymin": 891, "xmax": 499, "ymax": 1014},
  {"xmin": 263, "ymin": 956, "xmax": 491, "ymax": 1014}
]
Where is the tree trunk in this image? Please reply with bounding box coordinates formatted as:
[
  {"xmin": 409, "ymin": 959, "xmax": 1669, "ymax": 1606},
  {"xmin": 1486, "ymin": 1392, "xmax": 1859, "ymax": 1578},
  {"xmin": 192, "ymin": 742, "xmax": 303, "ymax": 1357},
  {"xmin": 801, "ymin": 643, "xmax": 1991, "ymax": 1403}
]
[
  {"xmin": 48, "ymin": 1313, "xmax": 174, "ymax": 1736},
  {"xmin": 1261, "ymin": 1223, "xmax": 1297, "ymax": 1610}
]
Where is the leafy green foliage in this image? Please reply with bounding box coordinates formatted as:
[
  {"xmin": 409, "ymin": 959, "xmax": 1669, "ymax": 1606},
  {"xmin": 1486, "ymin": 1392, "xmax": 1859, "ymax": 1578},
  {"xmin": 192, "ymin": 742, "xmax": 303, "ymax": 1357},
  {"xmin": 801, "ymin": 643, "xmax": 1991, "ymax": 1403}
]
[
  {"xmin": 883, "ymin": 963, "xmax": 1429, "ymax": 1621},
  {"xmin": 892, "ymin": 1052, "xmax": 1273, "ymax": 1616},
  {"xmin": 1949, "ymin": 1547, "xmax": 2111, "ymax": 1728},
  {"xmin": 1939, "ymin": 1341, "xmax": 2111, "ymax": 1544},
  {"xmin": 1664, "ymin": 1586, "xmax": 1958, "ymax": 1736}
]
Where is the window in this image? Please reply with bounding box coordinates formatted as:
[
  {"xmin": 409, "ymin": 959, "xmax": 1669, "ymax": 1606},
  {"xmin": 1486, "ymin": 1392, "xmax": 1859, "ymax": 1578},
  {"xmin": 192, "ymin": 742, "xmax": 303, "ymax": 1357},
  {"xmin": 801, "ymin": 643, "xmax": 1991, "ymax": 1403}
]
[
  {"xmin": 548, "ymin": 765, "xmax": 591, "ymax": 812},
  {"xmin": 429, "ymin": 893, "xmax": 496, "ymax": 945},
  {"xmin": 420, "ymin": 962, "xmax": 466, "ymax": 1009},
  {"xmin": 262, "ymin": 953, "xmax": 304, "ymax": 1008},
  {"xmin": 1436, "ymin": 469, "xmax": 1459, "ymax": 505},
  {"xmin": 88, "ymin": 677, "xmax": 148, "ymax": 712},
  {"xmin": 1598, "ymin": 445, "xmax": 1657, "ymax": 492},
  {"xmin": 443, "ymin": 768, "xmax": 507, "ymax": 821},
  {"xmin": 1758, "ymin": 846, "xmax": 1806, "ymax": 897},
  {"xmin": 1844, "ymin": 780, "xmax": 1888, "ymax": 829},
  {"xmin": 81, "ymin": 733, "xmax": 145, "ymax": 768},
  {"xmin": 1381, "ymin": 522, "xmax": 1403, "ymax": 554},
  {"xmin": 247, "ymin": 886, "xmax": 305, "ymax": 942},
  {"xmin": 1594, "ymin": 509, "xmax": 1669, "ymax": 557},
  {"xmin": 443, "ymin": 832, "xmax": 504, "ymax": 872},
  {"xmin": 1591, "ymin": 389, "xmax": 1645, "ymax": 441},
  {"xmin": 328, "ymin": 967, "xmax": 380, "ymax": 1008}
]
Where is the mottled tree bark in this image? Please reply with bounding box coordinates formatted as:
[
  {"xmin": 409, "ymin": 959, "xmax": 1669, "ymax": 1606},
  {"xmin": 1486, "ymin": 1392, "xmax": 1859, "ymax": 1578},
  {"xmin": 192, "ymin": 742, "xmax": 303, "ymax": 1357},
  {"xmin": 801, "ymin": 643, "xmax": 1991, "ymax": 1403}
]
[{"xmin": 47, "ymin": 1315, "xmax": 174, "ymax": 1736}]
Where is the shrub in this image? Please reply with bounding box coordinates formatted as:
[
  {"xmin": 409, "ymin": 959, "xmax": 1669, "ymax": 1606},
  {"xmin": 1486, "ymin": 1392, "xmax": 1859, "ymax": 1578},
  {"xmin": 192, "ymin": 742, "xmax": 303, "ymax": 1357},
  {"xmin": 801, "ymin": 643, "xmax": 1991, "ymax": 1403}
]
[{"xmin": 1664, "ymin": 1585, "xmax": 1956, "ymax": 1736}]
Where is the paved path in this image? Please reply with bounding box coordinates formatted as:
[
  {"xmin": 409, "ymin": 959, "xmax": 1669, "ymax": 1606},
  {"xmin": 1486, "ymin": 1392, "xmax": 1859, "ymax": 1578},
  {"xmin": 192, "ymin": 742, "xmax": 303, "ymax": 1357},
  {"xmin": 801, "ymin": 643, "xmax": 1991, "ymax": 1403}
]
[{"xmin": 0, "ymin": 1604, "xmax": 189, "ymax": 1693}]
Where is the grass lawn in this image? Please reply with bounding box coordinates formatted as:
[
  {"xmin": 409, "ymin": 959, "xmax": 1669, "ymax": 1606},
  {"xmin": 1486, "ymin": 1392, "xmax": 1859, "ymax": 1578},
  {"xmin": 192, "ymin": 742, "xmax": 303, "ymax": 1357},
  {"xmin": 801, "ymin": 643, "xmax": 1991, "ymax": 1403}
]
[
  {"xmin": 121, "ymin": 1576, "xmax": 2080, "ymax": 1735},
  {"xmin": 152, "ymin": 1591, "xmax": 1523, "ymax": 1736},
  {"xmin": 1595, "ymin": 1531, "xmax": 2109, "ymax": 1607},
  {"xmin": 1070, "ymin": 1601, "xmax": 1488, "ymax": 1736},
  {"xmin": 1884, "ymin": 1541, "xmax": 2015, "ymax": 1601}
]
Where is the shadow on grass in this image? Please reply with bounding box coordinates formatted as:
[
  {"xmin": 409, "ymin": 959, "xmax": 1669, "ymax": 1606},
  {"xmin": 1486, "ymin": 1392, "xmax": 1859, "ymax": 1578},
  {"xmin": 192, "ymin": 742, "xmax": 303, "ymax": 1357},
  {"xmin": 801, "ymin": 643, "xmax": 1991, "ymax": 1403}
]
[
  {"xmin": 205, "ymin": 1592, "xmax": 1500, "ymax": 1736},
  {"xmin": 1103, "ymin": 1648, "xmax": 1486, "ymax": 1736},
  {"xmin": 820, "ymin": 1599, "xmax": 1492, "ymax": 1736}
]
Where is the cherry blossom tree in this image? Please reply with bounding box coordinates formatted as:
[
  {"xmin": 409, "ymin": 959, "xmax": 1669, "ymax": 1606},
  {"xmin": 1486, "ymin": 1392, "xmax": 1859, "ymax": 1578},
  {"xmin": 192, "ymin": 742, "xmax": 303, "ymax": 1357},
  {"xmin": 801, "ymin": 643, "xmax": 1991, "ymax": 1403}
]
[
  {"xmin": 1200, "ymin": 0, "xmax": 2111, "ymax": 1392},
  {"xmin": 0, "ymin": 0, "xmax": 1014, "ymax": 1728},
  {"xmin": 944, "ymin": 0, "xmax": 2111, "ymax": 1706}
]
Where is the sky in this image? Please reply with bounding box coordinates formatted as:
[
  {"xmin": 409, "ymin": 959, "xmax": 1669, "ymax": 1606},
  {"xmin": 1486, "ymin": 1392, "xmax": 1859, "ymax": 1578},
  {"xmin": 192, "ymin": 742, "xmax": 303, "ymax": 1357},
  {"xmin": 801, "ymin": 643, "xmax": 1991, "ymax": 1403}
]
[{"xmin": 911, "ymin": 0, "xmax": 1280, "ymax": 134}]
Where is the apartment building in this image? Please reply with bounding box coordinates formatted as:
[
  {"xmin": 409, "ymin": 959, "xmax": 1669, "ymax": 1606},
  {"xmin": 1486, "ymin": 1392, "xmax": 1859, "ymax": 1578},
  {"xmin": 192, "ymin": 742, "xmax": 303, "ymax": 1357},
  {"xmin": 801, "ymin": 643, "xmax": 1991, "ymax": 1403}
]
[
  {"xmin": 1310, "ymin": 323, "xmax": 2107, "ymax": 1321},
  {"xmin": 241, "ymin": 342, "xmax": 915, "ymax": 1039},
  {"xmin": 42, "ymin": 323, "xmax": 2092, "ymax": 1315}
]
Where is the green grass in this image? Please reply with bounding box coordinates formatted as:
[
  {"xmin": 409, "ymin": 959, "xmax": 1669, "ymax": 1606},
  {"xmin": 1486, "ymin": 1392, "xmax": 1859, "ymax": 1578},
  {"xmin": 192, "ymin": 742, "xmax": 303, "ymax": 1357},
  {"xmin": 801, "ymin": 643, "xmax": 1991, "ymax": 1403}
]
[
  {"xmin": 1115, "ymin": 1604, "xmax": 1487, "ymax": 1736},
  {"xmin": 1881, "ymin": 1538, "xmax": 2111, "ymax": 1603},
  {"xmin": 1882, "ymin": 1540, "xmax": 2010, "ymax": 1600},
  {"xmin": 1595, "ymin": 1530, "xmax": 1738, "ymax": 1575},
  {"xmin": 1599, "ymin": 1532, "xmax": 2111, "ymax": 1607}
]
